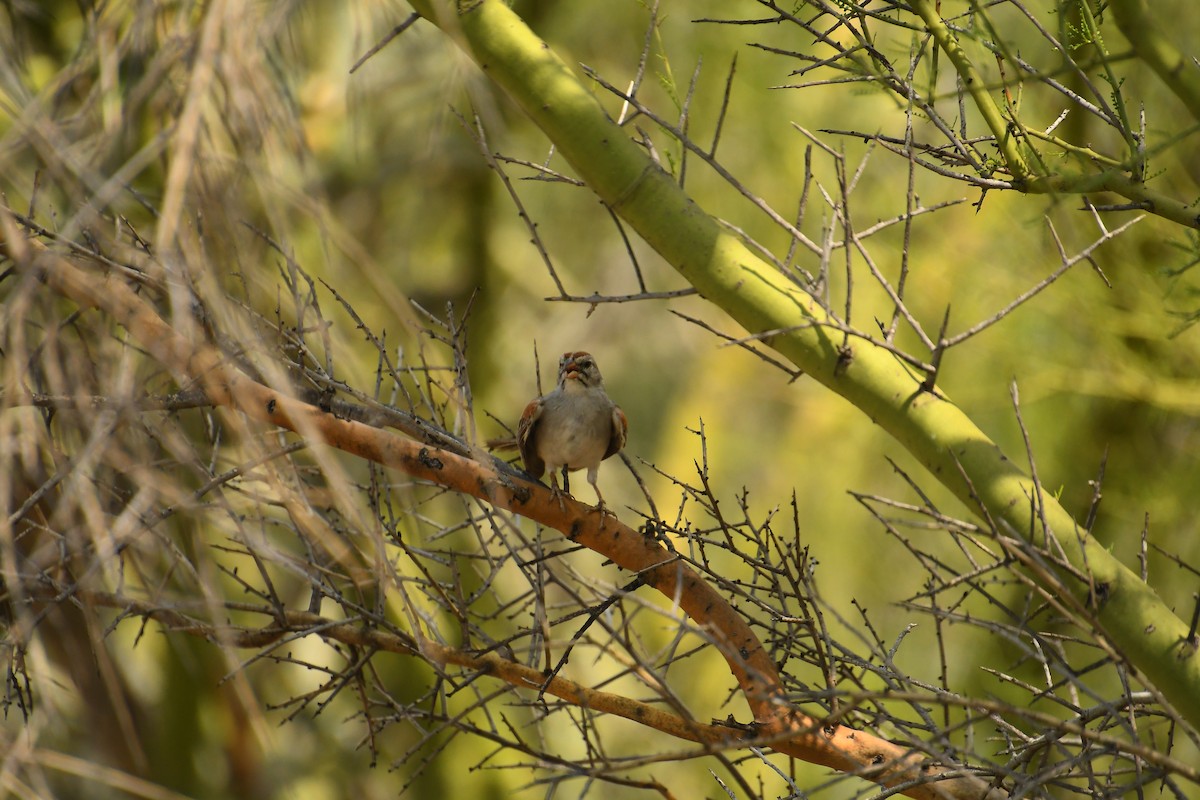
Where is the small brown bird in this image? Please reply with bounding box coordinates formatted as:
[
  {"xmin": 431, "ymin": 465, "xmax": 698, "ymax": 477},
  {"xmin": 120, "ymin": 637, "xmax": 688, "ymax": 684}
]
[{"xmin": 517, "ymin": 351, "xmax": 627, "ymax": 511}]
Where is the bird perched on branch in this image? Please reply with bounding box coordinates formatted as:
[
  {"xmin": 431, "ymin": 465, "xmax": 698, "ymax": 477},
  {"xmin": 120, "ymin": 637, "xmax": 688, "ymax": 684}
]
[{"xmin": 517, "ymin": 351, "xmax": 627, "ymax": 511}]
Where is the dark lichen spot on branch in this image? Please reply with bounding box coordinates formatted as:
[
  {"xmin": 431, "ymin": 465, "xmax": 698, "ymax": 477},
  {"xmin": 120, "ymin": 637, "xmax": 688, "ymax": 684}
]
[
  {"xmin": 418, "ymin": 447, "xmax": 444, "ymax": 470},
  {"xmin": 834, "ymin": 344, "xmax": 854, "ymax": 377}
]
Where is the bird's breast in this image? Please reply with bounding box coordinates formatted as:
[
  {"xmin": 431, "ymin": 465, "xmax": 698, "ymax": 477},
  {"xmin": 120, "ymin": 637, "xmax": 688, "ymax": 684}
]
[{"xmin": 534, "ymin": 398, "xmax": 611, "ymax": 470}]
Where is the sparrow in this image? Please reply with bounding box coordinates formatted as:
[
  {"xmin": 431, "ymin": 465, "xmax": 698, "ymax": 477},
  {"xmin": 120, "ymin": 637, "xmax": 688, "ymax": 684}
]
[{"xmin": 517, "ymin": 351, "xmax": 627, "ymax": 511}]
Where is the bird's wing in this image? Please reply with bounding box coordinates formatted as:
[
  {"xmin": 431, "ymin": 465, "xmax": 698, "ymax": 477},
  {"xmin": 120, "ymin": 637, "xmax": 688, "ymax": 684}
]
[
  {"xmin": 604, "ymin": 404, "xmax": 628, "ymax": 461},
  {"xmin": 517, "ymin": 397, "xmax": 546, "ymax": 478}
]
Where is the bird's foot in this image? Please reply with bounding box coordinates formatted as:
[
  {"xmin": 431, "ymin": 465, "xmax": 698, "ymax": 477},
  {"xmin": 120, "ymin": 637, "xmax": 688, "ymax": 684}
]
[{"xmin": 549, "ymin": 484, "xmax": 568, "ymax": 511}]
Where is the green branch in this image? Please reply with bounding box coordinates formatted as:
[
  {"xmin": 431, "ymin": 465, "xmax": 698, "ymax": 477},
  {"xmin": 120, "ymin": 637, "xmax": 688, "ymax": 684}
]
[
  {"xmin": 1040, "ymin": 170, "xmax": 1200, "ymax": 228},
  {"xmin": 908, "ymin": 0, "xmax": 1034, "ymax": 184},
  {"xmin": 405, "ymin": 0, "xmax": 1200, "ymax": 727},
  {"xmin": 911, "ymin": 0, "xmax": 1199, "ymax": 229},
  {"xmin": 1111, "ymin": 0, "xmax": 1200, "ymax": 123}
]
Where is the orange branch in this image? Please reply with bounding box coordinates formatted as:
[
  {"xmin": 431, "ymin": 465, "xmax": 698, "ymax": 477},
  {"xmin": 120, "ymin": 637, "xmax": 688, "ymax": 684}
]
[{"xmin": 2, "ymin": 229, "xmax": 1006, "ymax": 800}]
